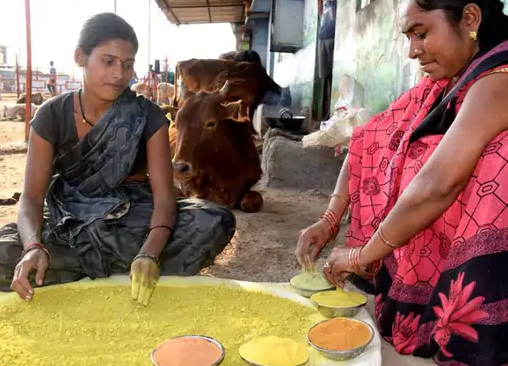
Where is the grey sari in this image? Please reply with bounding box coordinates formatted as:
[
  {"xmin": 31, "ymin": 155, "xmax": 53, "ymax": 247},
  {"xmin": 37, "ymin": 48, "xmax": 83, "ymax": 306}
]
[{"xmin": 0, "ymin": 89, "xmax": 236, "ymax": 291}]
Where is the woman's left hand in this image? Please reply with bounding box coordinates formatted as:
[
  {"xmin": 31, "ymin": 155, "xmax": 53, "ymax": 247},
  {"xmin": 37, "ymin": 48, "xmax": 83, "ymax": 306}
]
[
  {"xmin": 323, "ymin": 246, "xmax": 353, "ymax": 288},
  {"xmin": 130, "ymin": 255, "xmax": 160, "ymax": 306}
]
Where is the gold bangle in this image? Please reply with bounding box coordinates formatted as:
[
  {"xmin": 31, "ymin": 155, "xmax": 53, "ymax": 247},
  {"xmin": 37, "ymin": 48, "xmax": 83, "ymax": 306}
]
[
  {"xmin": 330, "ymin": 193, "xmax": 349, "ymax": 206},
  {"xmin": 378, "ymin": 223, "xmax": 398, "ymax": 249}
]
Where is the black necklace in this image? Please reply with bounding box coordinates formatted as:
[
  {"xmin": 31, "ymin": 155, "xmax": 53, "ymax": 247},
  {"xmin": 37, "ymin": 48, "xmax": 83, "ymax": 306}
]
[{"xmin": 78, "ymin": 88, "xmax": 94, "ymax": 127}]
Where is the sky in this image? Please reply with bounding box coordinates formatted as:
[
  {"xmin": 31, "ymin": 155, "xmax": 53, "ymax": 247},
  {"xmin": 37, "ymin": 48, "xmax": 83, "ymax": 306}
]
[{"xmin": 0, "ymin": 0, "xmax": 237, "ymax": 76}]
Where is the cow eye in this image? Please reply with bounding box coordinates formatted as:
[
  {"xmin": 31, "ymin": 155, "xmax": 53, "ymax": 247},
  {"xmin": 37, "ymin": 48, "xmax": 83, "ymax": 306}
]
[{"xmin": 205, "ymin": 121, "xmax": 217, "ymax": 129}]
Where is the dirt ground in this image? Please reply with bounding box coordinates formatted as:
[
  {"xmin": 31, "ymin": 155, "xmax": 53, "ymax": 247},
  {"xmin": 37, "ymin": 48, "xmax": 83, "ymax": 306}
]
[{"xmin": 0, "ymin": 109, "xmax": 432, "ymax": 366}]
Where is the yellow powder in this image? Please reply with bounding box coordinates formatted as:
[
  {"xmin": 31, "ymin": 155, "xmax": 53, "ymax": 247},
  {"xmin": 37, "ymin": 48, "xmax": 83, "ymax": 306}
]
[
  {"xmin": 290, "ymin": 271, "xmax": 332, "ymax": 290},
  {"xmin": 0, "ymin": 285, "xmax": 316, "ymax": 366},
  {"xmin": 310, "ymin": 289, "xmax": 367, "ymax": 307},
  {"xmin": 239, "ymin": 336, "xmax": 309, "ymax": 366}
]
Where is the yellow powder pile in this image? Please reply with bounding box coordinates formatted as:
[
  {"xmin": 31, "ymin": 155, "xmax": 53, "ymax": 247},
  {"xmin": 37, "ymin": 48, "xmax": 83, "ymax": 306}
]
[
  {"xmin": 0, "ymin": 285, "xmax": 316, "ymax": 366},
  {"xmin": 310, "ymin": 289, "xmax": 367, "ymax": 307},
  {"xmin": 290, "ymin": 271, "xmax": 332, "ymax": 291},
  {"xmin": 239, "ymin": 336, "xmax": 309, "ymax": 366}
]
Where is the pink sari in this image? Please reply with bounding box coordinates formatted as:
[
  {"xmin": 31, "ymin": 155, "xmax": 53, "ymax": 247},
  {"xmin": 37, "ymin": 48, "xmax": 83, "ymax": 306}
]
[{"xmin": 347, "ymin": 40, "xmax": 508, "ymax": 366}]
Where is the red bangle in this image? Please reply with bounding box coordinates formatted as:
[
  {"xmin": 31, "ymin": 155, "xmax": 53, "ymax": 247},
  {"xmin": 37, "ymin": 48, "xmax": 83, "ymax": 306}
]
[
  {"xmin": 22, "ymin": 242, "xmax": 51, "ymax": 261},
  {"xmin": 320, "ymin": 209, "xmax": 340, "ymax": 240},
  {"xmin": 349, "ymin": 246, "xmax": 382, "ymax": 278},
  {"xmin": 26, "ymin": 242, "xmax": 45, "ymax": 251}
]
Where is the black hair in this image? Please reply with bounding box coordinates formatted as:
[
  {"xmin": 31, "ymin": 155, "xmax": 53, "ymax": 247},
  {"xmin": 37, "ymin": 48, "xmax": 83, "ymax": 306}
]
[
  {"xmin": 77, "ymin": 12, "xmax": 139, "ymax": 55},
  {"xmin": 415, "ymin": 0, "xmax": 508, "ymax": 49}
]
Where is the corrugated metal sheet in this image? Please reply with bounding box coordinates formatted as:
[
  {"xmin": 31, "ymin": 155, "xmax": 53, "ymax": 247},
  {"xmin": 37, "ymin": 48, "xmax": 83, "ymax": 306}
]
[{"xmin": 153, "ymin": 0, "xmax": 246, "ymax": 25}]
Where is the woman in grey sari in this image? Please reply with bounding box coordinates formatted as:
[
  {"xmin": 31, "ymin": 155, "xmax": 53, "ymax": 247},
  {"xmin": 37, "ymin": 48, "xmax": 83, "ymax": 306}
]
[{"xmin": 0, "ymin": 13, "xmax": 236, "ymax": 305}]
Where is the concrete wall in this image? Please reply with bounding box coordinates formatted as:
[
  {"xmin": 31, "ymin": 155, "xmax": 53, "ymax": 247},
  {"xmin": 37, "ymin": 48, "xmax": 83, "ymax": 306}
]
[
  {"xmin": 330, "ymin": 0, "xmax": 421, "ymax": 115},
  {"xmin": 272, "ymin": 0, "xmax": 318, "ymax": 120}
]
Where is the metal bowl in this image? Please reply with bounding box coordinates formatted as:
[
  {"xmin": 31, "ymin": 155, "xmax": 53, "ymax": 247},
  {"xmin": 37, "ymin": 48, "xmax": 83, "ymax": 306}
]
[
  {"xmin": 307, "ymin": 318, "xmax": 374, "ymax": 361},
  {"xmin": 309, "ymin": 295, "xmax": 367, "ymax": 318},
  {"xmin": 151, "ymin": 335, "xmax": 225, "ymax": 366},
  {"xmin": 289, "ymin": 276, "xmax": 334, "ymax": 298},
  {"xmin": 240, "ymin": 354, "xmax": 309, "ymax": 366}
]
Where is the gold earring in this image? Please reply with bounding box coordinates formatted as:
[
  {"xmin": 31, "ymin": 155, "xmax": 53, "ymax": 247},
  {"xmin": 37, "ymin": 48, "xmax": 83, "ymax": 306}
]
[{"xmin": 469, "ymin": 31, "xmax": 477, "ymax": 41}]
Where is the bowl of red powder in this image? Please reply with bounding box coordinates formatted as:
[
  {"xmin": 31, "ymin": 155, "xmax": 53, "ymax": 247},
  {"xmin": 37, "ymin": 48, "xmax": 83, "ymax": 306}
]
[{"xmin": 151, "ymin": 335, "xmax": 225, "ymax": 366}]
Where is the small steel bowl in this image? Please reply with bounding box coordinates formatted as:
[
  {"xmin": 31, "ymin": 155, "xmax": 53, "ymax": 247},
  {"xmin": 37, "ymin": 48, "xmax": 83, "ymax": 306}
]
[
  {"xmin": 151, "ymin": 335, "xmax": 225, "ymax": 366},
  {"xmin": 309, "ymin": 295, "xmax": 367, "ymax": 318},
  {"xmin": 307, "ymin": 318, "xmax": 374, "ymax": 361},
  {"xmin": 289, "ymin": 276, "xmax": 334, "ymax": 298}
]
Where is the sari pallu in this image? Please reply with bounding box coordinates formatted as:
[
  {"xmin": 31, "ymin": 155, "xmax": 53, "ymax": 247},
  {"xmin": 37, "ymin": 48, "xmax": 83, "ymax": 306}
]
[
  {"xmin": 0, "ymin": 90, "xmax": 236, "ymax": 291},
  {"xmin": 347, "ymin": 40, "xmax": 508, "ymax": 366}
]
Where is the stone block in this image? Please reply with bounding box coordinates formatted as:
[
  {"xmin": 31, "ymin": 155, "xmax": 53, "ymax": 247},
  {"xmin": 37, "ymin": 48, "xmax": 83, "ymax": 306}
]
[{"xmin": 261, "ymin": 128, "xmax": 343, "ymax": 191}]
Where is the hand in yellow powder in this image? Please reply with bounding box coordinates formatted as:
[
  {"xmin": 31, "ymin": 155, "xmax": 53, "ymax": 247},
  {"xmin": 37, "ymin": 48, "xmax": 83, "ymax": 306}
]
[
  {"xmin": 296, "ymin": 220, "xmax": 331, "ymax": 270},
  {"xmin": 11, "ymin": 248, "xmax": 49, "ymax": 302},
  {"xmin": 130, "ymin": 256, "xmax": 160, "ymax": 306},
  {"xmin": 323, "ymin": 246, "xmax": 352, "ymax": 288}
]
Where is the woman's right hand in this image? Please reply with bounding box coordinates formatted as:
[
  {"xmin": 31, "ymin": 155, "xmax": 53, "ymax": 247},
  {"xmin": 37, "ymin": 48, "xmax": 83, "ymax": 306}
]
[
  {"xmin": 295, "ymin": 220, "xmax": 332, "ymax": 270},
  {"xmin": 11, "ymin": 249, "xmax": 49, "ymax": 302}
]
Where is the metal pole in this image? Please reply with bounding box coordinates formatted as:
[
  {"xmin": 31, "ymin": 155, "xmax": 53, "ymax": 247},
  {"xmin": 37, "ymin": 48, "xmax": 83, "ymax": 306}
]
[
  {"xmin": 24, "ymin": 0, "xmax": 32, "ymax": 142},
  {"xmin": 15, "ymin": 54, "xmax": 21, "ymax": 98},
  {"xmin": 148, "ymin": 0, "xmax": 151, "ymax": 68},
  {"xmin": 114, "ymin": 0, "xmax": 117, "ymax": 13}
]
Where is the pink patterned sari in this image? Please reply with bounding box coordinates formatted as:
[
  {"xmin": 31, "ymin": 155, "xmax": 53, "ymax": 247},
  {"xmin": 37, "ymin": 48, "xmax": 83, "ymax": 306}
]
[{"xmin": 347, "ymin": 40, "xmax": 508, "ymax": 366}]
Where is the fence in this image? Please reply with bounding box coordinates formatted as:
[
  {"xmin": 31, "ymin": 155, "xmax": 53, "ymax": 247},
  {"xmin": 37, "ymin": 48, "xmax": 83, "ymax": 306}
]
[{"xmin": 0, "ymin": 65, "xmax": 83, "ymax": 97}]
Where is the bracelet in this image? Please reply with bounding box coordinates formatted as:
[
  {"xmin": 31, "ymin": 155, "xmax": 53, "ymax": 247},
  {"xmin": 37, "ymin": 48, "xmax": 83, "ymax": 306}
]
[
  {"xmin": 348, "ymin": 246, "xmax": 382, "ymax": 278},
  {"xmin": 330, "ymin": 193, "xmax": 349, "ymax": 207},
  {"xmin": 320, "ymin": 209, "xmax": 340, "ymax": 240},
  {"xmin": 150, "ymin": 225, "xmax": 173, "ymax": 233},
  {"xmin": 21, "ymin": 242, "xmax": 51, "ymax": 261},
  {"xmin": 378, "ymin": 223, "xmax": 398, "ymax": 249},
  {"xmin": 133, "ymin": 253, "xmax": 161, "ymax": 270}
]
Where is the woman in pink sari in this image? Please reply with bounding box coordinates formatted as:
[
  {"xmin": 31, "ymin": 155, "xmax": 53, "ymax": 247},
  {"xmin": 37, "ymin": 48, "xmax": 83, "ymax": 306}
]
[{"xmin": 296, "ymin": 0, "xmax": 508, "ymax": 365}]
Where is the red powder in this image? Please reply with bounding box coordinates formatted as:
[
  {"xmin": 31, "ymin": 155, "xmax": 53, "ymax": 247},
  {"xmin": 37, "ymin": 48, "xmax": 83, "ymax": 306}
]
[{"xmin": 152, "ymin": 337, "xmax": 222, "ymax": 366}]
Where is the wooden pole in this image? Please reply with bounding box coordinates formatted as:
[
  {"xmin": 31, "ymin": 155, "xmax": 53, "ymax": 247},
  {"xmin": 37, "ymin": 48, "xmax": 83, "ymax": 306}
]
[{"xmin": 24, "ymin": 0, "xmax": 32, "ymax": 142}]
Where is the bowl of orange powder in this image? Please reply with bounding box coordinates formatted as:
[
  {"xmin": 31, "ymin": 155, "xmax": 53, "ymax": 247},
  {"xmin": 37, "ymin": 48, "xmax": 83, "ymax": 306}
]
[
  {"xmin": 307, "ymin": 318, "xmax": 374, "ymax": 361},
  {"xmin": 151, "ymin": 335, "xmax": 225, "ymax": 366}
]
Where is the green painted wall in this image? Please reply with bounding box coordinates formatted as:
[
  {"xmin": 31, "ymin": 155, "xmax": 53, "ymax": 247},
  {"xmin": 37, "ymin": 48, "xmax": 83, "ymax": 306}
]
[{"xmin": 331, "ymin": 0, "xmax": 420, "ymax": 115}]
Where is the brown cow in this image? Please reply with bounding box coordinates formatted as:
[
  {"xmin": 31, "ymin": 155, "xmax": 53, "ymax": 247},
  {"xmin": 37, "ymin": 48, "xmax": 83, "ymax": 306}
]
[
  {"xmin": 169, "ymin": 81, "xmax": 263, "ymax": 213},
  {"xmin": 17, "ymin": 92, "xmax": 45, "ymax": 105},
  {"xmin": 172, "ymin": 58, "xmax": 281, "ymax": 121},
  {"xmin": 218, "ymin": 50, "xmax": 263, "ymax": 65}
]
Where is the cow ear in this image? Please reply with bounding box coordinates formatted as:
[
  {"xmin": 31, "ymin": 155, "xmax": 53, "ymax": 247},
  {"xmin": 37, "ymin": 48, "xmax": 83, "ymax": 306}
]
[{"xmin": 221, "ymin": 100, "xmax": 249, "ymax": 122}]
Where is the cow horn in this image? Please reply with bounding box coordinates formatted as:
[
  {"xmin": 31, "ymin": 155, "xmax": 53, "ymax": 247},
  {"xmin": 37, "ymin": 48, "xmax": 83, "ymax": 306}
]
[{"xmin": 219, "ymin": 80, "xmax": 230, "ymax": 96}]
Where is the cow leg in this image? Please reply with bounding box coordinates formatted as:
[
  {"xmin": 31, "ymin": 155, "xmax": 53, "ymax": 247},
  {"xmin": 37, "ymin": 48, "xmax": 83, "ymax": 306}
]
[{"xmin": 239, "ymin": 190, "xmax": 264, "ymax": 213}]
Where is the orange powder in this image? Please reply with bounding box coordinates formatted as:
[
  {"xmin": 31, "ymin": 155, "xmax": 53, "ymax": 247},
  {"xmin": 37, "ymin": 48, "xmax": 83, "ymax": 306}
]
[
  {"xmin": 152, "ymin": 337, "xmax": 222, "ymax": 366},
  {"xmin": 308, "ymin": 318, "xmax": 371, "ymax": 351}
]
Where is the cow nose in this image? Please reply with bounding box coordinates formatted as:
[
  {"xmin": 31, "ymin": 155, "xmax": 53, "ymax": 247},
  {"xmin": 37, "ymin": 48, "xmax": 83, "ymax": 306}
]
[{"xmin": 173, "ymin": 161, "xmax": 192, "ymax": 175}]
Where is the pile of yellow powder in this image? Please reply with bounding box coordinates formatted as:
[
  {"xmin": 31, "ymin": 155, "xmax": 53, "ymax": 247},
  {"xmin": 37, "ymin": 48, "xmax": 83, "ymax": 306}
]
[
  {"xmin": 290, "ymin": 271, "xmax": 332, "ymax": 291},
  {"xmin": 239, "ymin": 336, "xmax": 309, "ymax": 366},
  {"xmin": 0, "ymin": 285, "xmax": 317, "ymax": 366},
  {"xmin": 310, "ymin": 289, "xmax": 367, "ymax": 307}
]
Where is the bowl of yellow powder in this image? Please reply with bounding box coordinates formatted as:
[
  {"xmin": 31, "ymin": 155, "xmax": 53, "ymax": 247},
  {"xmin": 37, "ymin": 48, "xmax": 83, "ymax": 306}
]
[
  {"xmin": 239, "ymin": 336, "xmax": 309, "ymax": 366},
  {"xmin": 310, "ymin": 289, "xmax": 367, "ymax": 318},
  {"xmin": 307, "ymin": 318, "xmax": 374, "ymax": 361},
  {"xmin": 289, "ymin": 271, "xmax": 334, "ymax": 297}
]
